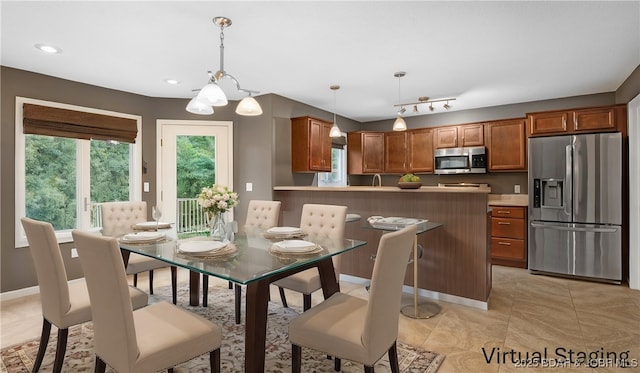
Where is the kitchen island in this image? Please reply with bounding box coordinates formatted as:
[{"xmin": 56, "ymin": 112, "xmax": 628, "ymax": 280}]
[{"xmin": 273, "ymin": 185, "xmax": 492, "ymax": 309}]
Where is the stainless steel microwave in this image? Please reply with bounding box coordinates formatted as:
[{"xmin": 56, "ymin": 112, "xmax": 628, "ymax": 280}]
[{"xmin": 434, "ymin": 147, "xmax": 487, "ymax": 174}]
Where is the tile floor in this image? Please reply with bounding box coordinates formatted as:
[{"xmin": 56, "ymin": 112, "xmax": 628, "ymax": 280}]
[{"xmin": 2, "ymin": 265, "xmax": 639, "ymax": 372}]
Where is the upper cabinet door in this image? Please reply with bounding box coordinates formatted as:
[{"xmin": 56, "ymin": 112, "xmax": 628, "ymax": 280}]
[
  {"xmin": 435, "ymin": 126, "xmax": 458, "ymax": 148},
  {"xmin": 485, "ymin": 118, "xmax": 527, "ymax": 172},
  {"xmin": 408, "ymin": 128, "xmax": 434, "ymax": 172},
  {"xmin": 573, "ymin": 107, "xmax": 616, "ymax": 132},
  {"xmin": 460, "ymin": 124, "xmax": 484, "ymax": 147},
  {"xmin": 384, "ymin": 132, "xmax": 408, "ymax": 173},
  {"xmin": 528, "ymin": 111, "xmax": 570, "ymax": 136},
  {"xmin": 291, "ymin": 116, "xmax": 332, "ymax": 172},
  {"xmin": 347, "ymin": 131, "xmax": 384, "ymax": 174}
]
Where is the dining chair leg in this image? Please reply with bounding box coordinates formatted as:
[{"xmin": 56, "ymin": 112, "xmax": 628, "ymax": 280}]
[
  {"xmin": 133, "ymin": 273, "xmax": 138, "ymax": 287},
  {"xmin": 228, "ymin": 280, "xmax": 233, "ymax": 289},
  {"xmin": 364, "ymin": 365, "xmax": 375, "ymax": 373},
  {"xmin": 211, "ymin": 348, "xmax": 221, "ymax": 373},
  {"xmin": 388, "ymin": 341, "xmax": 400, "ymax": 373},
  {"xmin": 168, "ymin": 369, "xmax": 174, "ymax": 373},
  {"xmin": 234, "ymin": 284, "xmax": 242, "ymax": 324},
  {"xmin": 303, "ymin": 294, "xmax": 312, "ymax": 311},
  {"xmin": 202, "ymin": 275, "xmax": 209, "ymax": 307},
  {"xmin": 52, "ymin": 327, "xmax": 69, "ymax": 373},
  {"xmin": 170, "ymin": 266, "xmax": 177, "ymax": 305},
  {"xmin": 95, "ymin": 355, "xmax": 106, "ymax": 373},
  {"xmin": 149, "ymin": 269, "xmax": 154, "ymax": 294},
  {"xmin": 292, "ymin": 344, "xmax": 302, "ymax": 373},
  {"xmin": 278, "ymin": 286, "xmax": 288, "ymax": 308},
  {"xmin": 334, "ymin": 357, "xmax": 341, "ymax": 371},
  {"xmin": 32, "ymin": 318, "xmax": 51, "ymax": 372}
]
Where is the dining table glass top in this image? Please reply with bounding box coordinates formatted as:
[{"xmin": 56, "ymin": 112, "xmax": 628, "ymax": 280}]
[{"xmin": 119, "ymin": 229, "xmax": 366, "ymax": 285}]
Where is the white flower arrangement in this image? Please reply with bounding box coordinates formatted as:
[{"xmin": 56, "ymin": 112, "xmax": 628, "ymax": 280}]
[{"xmin": 197, "ymin": 184, "xmax": 239, "ymax": 216}]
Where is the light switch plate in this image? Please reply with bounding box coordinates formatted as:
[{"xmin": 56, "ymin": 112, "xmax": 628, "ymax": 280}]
[
  {"xmin": 246, "ymin": 182, "xmax": 253, "ymax": 192},
  {"xmin": 143, "ymin": 182, "xmax": 150, "ymax": 192},
  {"xmin": 71, "ymin": 248, "xmax": 78, "ymax": 258}
]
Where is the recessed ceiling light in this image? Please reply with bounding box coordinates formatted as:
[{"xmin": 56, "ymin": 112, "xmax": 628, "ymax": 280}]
[
  {"xmin": 164, "ymin": 79, "xmax": 180, "ymax": 85},
  {"xmin": 34, "ymin": 43, "xmax": 62, "ymax": 54}
]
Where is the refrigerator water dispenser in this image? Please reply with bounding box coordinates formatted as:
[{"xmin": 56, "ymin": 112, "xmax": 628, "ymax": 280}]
[{"xmin": 540, "ymin": 179, "xmax": 564, "ymax": 208}]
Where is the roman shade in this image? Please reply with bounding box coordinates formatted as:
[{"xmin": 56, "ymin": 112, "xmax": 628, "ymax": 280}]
[{"xmin": 23, "ymin": 103, "xmax": 138, "ymax": 143}]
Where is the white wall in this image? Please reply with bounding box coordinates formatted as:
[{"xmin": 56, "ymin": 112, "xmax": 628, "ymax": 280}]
[{"xmin": 628, "ymin": 94, "xmax": 639, "ymax": 290}]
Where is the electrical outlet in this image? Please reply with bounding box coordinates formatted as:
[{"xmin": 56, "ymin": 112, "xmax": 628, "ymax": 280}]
[
  {"xmin": 514, "ymin": 184, "xmax": 521, "ymax": 194},
  {"xmin": 246, "ymin": 182, "xmax": 253, "ymax": 192},
  {"xmin": 71, "ymin": 248, "xmax": 78, "ymax": 258}
]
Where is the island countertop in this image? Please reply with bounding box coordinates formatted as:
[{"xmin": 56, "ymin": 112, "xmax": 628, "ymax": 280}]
[{"xmin": 274, "ymin": 185, "xmax": 491, "ymax": 193}]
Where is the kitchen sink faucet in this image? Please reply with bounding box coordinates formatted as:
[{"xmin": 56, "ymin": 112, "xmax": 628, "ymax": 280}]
[{"xmin": 372, "ymin": 174, "xmax": 382, "ymax": 187}]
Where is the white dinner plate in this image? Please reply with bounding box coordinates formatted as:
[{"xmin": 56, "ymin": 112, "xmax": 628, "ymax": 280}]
[
  {"xmin": 272, "ymin": 240, "xmax": 317, "ymax": 253},
  {"xmin": 134, "ymin": 221, "xmax": 172, "ymax": 228},
  {"xmin": 121, "ymin": 231, "xmax": 165, "ymax": 242},
  {"xmin": 179, "ymin": 241, "xmax": 227, "ymax": 254},
  {"xmin": 266, "ymin": 226, "xmax": 303, "ymax": 234}
]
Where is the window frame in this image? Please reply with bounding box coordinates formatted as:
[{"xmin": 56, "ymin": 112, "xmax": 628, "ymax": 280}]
[{"xmin": 15, "ymin": 97, "xmax": 142, "ymax": 247}]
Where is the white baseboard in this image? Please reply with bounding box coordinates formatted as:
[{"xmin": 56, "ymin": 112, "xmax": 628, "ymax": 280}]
[
  {"xmin": 0, "ymin": 278, "xmax": 85, "ymax": 302},
  {"xmin": 340, "ymin": 274, "xmax": 489, "ymax": 310}
]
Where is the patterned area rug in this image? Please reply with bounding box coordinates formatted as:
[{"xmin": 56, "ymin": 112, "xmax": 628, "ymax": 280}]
[{"xmin": 1, "ymin": 284, "xmax": 444, "ymax": 372}]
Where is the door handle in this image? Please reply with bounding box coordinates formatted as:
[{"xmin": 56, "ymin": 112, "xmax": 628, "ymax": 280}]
[{"xmin": 530, "ymin": 222, "xmax": 618, "ymax": 233}]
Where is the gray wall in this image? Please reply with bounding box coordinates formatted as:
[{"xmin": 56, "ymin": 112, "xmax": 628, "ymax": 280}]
[{"xmin": 616, "ymin": 64, "xmax": 640, "ymax": 104}]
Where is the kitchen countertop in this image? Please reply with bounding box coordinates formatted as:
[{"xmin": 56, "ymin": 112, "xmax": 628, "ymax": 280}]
[
  {"xmin": 488, "ymin": 194, "xmax": 528, "ymax": 206},
  {"xmin": 274, "ymin": 185, "xmax": 491, "ymax": 193}
]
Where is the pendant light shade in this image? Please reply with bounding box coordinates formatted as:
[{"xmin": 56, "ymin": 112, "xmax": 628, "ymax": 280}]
[
  {"xmin": 235, "ymin": 96, "xmax": 263, "ymax": 116},
  {"xmin": 197, "ymin": 82, "xmax": 228, "ymax": 106},
  {"xmin": 329, "ymin": 124, "xmax": 342, "ymax": 137},
  {"xmin": 393, "ymin": 114, "xmax": 407, "ymax": 131},
  {"xmin": 186, "ymin": 96, "xmax": 214, "ymax": 115}
]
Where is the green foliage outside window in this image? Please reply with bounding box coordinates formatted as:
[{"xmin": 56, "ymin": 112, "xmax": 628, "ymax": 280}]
[{"xmin": 176, "ymin": 135, "xmax": 216, "ymax": 198}]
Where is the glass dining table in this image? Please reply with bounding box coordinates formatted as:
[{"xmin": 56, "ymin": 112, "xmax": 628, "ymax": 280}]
[{"xmin": 119, "ymin": 230, "xmax": 366, "ymax": 373}]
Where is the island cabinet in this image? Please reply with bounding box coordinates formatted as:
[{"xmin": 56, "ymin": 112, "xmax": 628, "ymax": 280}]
[
  {"xmin": 347, "ymin": 131, "xmax": 384, "ymax": 174},
  {"xmin": 485, "ymin": 118, "xmax": 527, "ymax": 171},
  {"xmin": 291, "ymin": 116, "xmax": 332, "ymax": 172},
  {"xmin": 384, "ymin": 128, "xmax": 434, "ymax": 174},
  {"xmin": 527, "ymin": 105, "xmax": 627, "ymax": 137},
  {"xmin": 434, "ymin": 123, "xmax": 484, "ymax": 149},
  {"xmin": 490, "ymin": 205, "xmax": 527, "ymax": 268}
]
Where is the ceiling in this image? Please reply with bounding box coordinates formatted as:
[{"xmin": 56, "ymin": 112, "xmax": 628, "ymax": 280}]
[{"xmin": 2, "ymin": 1, "xmax": 639, "ymax": 122}]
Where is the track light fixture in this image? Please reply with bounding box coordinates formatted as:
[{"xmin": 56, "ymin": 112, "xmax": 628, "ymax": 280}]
[
  {"xmin": 394, "ymin": 97, "xmax": 456, "ymax": 114},
  {"xmin": 186, "ymin": 16, "xmax": 263, "ymax": 116},
  {"xmin": 392, "ymin": 72, "xmax": 407, "ymax": 131}
]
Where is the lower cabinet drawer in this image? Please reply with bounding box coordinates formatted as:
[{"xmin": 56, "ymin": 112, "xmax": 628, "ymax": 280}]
[
  {"xmin": 491, "ymin": 237, "xmax": 525, "ymax": 260},
  {"xmin": 491, "ymin": 217, "xmax": 525, "ymax": 239}
]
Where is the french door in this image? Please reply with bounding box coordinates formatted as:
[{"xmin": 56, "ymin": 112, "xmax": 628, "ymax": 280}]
[{"xmin": 157, "ymin": 120, "xmax": 233, "ymax": 227}]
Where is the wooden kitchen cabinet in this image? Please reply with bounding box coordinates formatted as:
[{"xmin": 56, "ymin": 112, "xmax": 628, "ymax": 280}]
[
  {"xmin": 485, "ymin": 118, "xmax": 527, "ymax": 171},
  {"xmin": 384, "ymin": 131, "xmax": 407, "ymax": 173},
  {"xmin": 347, "ymin": 131, "xmax": 384, "ymax": 174},
  {"xmin": 528, "ymin": 105, "xmax": 626, "ymax": 136},
  {"xmin": 435, "ymin": 123, "xmax": 484, "ymax": 148},
  {"xmin": 408, "ymin": 128, "xmax": 434, "ymax": 172},
  {"xmin": 490, "ymin": 205, "xmax": 527, "ymax": 268},
  {"xmin": 291, "ymin": 116, "xmax": 332, "ymax": 172},
  {"xmin": 383, "ymin": 128, "xmax": 434, "ymax": 174}
]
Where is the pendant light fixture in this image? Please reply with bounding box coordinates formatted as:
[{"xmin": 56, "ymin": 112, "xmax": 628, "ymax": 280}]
[
  {"xmin": 329, "ymin": 85, "xmax": 342, "ymax": 137},
  {"xmin": 186, "ymin": 16, "xmax": 263, "ymax": 116},
  {"xmin": 392, "ymin": 72, "xmax": 407, "ymax": 131}
]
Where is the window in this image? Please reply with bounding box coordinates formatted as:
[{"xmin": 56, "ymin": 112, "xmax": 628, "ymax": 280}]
[
  {"xmin": 15, "ymin": 97, "xmax": 142, "ymax": 247},
  {"xmin": 318, "ymin": 133, "xmax": 347, "ymax": 187}
]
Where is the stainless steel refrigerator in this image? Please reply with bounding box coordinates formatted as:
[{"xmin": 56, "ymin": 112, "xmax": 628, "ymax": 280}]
[{"xmin": 528, "ymin": 132, "xmax": 622, "ymax": 282}]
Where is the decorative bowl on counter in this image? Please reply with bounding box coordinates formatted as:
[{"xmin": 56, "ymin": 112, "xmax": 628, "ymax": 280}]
[{"xmin": 397, "ymin": 182, "xmax": 422, "ymax": 189}]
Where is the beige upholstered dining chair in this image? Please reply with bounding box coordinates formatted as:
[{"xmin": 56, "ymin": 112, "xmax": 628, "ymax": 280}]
[
  {"xmin": 273, "ymin": 203, "xmax": 347, "ymax": 311},
  {"xmin": 72, "ymin": 229, "xmax": 222, "ymax": 373},
  {"xmin": 289, "ymin": 224, "xmax": 417, "ymax": 373},
  {"xmin": 101, "ymin": 201, "xmax": 177, "ymax": 304},
  {"xmin": 203, "ymin": 199, "xmax": 281, "ymax": 324},
  {"xmin": 20, "ymin": 217, "xmax": 148, "ymax": 373}
]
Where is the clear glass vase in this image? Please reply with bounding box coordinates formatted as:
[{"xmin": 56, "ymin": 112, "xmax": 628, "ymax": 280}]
[{"xmin": 209, "ymin": 212, "xmax": 228, "ymax": 242}]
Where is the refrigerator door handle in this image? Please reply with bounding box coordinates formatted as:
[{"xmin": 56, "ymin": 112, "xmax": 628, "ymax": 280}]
[
  {"xmin": 565, "ymin": 144, "xmax": 573, "ymax": 218},
  {"xmin": 530, "ymin": 222, "xmax": 618, "ymax": 233}
]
